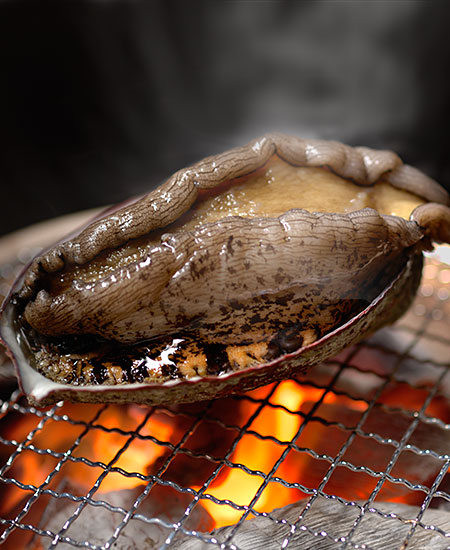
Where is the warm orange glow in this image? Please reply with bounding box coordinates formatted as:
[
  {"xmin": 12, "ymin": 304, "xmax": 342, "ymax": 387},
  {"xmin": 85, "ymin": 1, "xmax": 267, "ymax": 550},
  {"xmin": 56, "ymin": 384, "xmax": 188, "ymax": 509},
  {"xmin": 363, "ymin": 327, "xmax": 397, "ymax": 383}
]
[
  {"xmin": 88, "ymin": 406, "xmax": 173, "ymax": 492},
  {"xmin": 0, "ymin": 403, "xmax": 175, "ymax": 518},
  {"xmin": 273, "ymin": 381, "xmax": 316, "ymax": 441},
  {"xmin": 1, "ymin": 378, "xmax": 449, "ymax": 533},
  {"xmin": 192, "ymin": 383, "xmax": 301, "ymax": 526},
  {"xmin": 194, "ymin": 381, "xmax": 326, "ymax": 527},
  {"xmin": 195, "ymin": 382, "xmax": 368, "ymax": 527}
]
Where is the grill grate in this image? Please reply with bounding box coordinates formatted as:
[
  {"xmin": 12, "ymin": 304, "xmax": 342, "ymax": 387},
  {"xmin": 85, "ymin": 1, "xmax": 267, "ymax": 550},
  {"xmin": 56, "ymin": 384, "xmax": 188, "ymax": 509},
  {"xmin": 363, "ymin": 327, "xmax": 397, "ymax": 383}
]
[{"xmin": 0, "ymin": 246, "xmax": 449, "ymax": 549}]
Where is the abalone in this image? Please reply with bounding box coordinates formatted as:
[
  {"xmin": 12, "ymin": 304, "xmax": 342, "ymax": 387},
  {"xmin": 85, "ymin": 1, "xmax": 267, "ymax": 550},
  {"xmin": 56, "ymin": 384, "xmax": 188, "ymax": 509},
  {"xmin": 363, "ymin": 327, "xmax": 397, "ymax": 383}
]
[{"xmin": 1, "ymin": 133, "xmax": 449, "ymax": 405}]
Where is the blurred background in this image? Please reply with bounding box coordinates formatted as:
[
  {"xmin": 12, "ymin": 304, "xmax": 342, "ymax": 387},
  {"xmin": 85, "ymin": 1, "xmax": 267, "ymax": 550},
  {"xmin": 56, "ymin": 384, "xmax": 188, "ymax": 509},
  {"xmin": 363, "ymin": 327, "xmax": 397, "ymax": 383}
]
[{"xmin": 0, "ymin": 0, "xmax": 449, "ymax": 237}]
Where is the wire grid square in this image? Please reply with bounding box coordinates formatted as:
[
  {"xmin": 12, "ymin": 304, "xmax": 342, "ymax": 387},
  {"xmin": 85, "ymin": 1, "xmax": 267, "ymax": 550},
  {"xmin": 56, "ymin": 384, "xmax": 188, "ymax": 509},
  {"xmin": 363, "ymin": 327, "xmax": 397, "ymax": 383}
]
[{"xmin": 0, "ymin": 252, "xmax": 449, "ymax": 549}]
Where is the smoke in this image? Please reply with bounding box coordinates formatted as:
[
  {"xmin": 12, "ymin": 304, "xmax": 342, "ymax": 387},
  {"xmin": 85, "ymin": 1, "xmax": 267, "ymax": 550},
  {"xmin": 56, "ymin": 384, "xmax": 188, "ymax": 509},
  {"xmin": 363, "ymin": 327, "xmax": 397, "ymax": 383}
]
[{"xmin": 0, "ymin": 0, "xmax": 448, "ymax": 235}]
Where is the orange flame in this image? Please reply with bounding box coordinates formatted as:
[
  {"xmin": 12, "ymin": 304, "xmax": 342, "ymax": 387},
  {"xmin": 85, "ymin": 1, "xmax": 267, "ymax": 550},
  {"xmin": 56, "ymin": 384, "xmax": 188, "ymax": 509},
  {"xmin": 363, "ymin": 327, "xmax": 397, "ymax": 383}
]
[
  {"xmin": 0, "ymin": 403, "xmax": 174, "ymax": 515},
  {"xmin": 1, "ymin": 379, "xmax": 448, "ymax": 534},
  {"xmin": 191, "ymin": 381, "xmax": 315, "ymax": 526}
]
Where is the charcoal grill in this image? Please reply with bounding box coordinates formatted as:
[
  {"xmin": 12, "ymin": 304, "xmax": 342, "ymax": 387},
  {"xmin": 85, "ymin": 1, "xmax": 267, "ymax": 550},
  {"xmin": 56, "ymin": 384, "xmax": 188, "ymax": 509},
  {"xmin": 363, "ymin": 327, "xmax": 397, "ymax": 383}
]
[{"xmin": 0, "ymin": 220, "xmax": 449, "ymax": 550}]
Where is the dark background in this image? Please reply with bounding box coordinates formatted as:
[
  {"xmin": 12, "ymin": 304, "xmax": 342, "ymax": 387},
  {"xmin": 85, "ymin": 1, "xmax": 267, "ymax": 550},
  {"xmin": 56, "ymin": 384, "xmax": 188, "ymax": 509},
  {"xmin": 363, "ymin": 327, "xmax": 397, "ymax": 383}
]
[{"xmin": 0, "ymin": 0, "xmax": 449, "ymax": 237}]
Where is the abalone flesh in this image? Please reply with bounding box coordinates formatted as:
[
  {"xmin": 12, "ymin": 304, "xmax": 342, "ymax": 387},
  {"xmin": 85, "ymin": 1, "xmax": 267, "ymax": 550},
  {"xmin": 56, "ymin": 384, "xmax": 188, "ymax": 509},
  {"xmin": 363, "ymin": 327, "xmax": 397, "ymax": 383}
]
[{"xmin": 1, "ymin": 133, "xmax": 449, "ymax": 405}]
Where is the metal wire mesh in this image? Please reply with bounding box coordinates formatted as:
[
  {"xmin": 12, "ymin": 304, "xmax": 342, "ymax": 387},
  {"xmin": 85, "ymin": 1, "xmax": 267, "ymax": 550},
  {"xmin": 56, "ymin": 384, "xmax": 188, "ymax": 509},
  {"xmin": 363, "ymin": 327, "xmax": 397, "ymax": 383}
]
[{"xmin": 0, "ymin": 245, "xmax": 449, "ymax": 549}]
